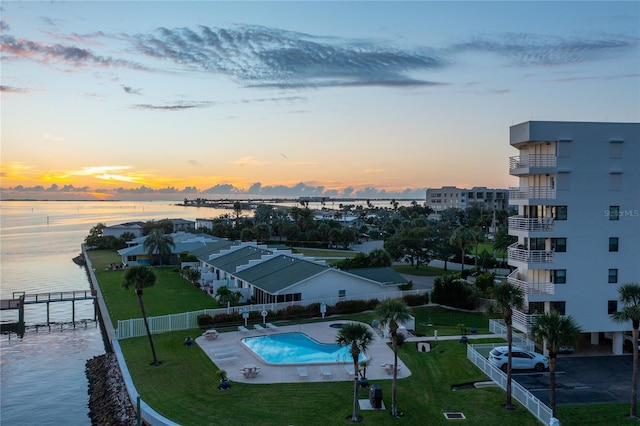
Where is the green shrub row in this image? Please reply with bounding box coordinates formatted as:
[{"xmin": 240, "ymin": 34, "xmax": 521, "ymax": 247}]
[{"xmin": 196, "ymin": 293, "xmax": 429, "ymax": 327}]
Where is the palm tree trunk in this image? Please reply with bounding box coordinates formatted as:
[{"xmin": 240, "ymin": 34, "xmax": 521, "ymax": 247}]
[
  {"xmin": 474, "ymin": 243, "xmax": 479, "ymax": 268},
  {"xmin": 461, "ymin": 248, "xmax": 465, "ymax": 271},
  {"xmin": 549, "ymin": 356, "xmax": 557, "ymax": 416},
  {"xmin": 392, "ymin": 337, "xmax": 399, "ymax": 416},
  {"xmin": 137, "ymin": 290, "xmax": 159, "ymax": 366},
  {"xmin": 352, "ymin": 359, "xmax": 359, "ymax": 422}
]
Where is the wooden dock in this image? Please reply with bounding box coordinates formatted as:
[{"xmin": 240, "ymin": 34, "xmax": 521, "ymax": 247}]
[{"xmin": 1, "ymin": 290, "xmax": 97, "ymax": 335}]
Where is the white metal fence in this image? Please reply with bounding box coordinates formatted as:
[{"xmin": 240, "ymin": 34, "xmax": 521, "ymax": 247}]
[
  {"xmin": 467, "ymin": 343, "xmax": 554, "ymax": 425},
  {"xmin": 116, "ymin": 290, "xmax": 425, "ymax": 339}
]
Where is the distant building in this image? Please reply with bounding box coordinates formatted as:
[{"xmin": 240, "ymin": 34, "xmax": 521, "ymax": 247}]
[
  {"xmin": 102, "ymin": 222, "xmax": 144, "ymax": 239},
  {"xmin": 425, "ymin": 186, "xmax": 509, "ymax": 212},
  {"xmin": 506, "ymin": 120, "xmax": 639, "ymax": 355}
]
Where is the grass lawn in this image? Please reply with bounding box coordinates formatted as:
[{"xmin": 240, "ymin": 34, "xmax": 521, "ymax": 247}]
[
  {"xmin": 87, "ymin": 250, "xmax": 219, "ymax": 328},
  {"xmin": 471, "ymin": 242, "xmax": 507, "ymax": 260},
  {"xmin": 89, "ymin": 249, "xmax": 632, "ymax": 426},
  {"xmin": 120, "ymin": 333, "xmax": 540, "ymax": 426}
]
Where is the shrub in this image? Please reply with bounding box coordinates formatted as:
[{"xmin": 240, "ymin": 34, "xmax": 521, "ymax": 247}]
[
  {"xmin": 211, "ymin": 313, "xmax": 237, "ymax": 325},
  {"xmin": 431, "ymin": 275, "xmax": 479, "ymax": 310},
  {"xmin": 398, "ymin": 280, "xmax": 414, "ymax": 291},
  {"xmin": 197, "ymin": 314, "xmax": 214, "ymax": 327},
  {"xmin": 334, "ymin": 299, "xmax": 378, "ymax": 314},
  {"xmin": 403, "ymin": 293, "xmax": 429, "ymax": 306}
]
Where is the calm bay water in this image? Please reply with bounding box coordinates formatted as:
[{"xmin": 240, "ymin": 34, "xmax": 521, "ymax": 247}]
[
  {"xmin": 0, "ymin": 200, "xmax": 227, "ymax": 425},
  {"xmin": 0, "ymin": 198, "xmax": 409, "ymax": 424}
]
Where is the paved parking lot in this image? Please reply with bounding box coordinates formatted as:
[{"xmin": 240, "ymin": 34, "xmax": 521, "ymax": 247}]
[{"xmin": 513, "ymin": 355, "xmax": 636, "ymax": 406}]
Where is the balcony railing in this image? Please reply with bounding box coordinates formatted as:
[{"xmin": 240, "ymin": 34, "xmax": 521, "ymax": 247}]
[
  {"xmin": 509, "ymin": 186, "xmax": 556, "ymax": 200},
  {"xmin": 509, "ymin": 154, "xmax": 556, "ymax": 173},
  {"xmin": 512, "ymin": 309, "xmax": 542, "ymax": 333},
  {"xmin": 508, "ymin": 243, "xmax": 554, "ymax": 264},
  {"xmin": 507, "ymin": 270, "xmax": 554, "ymax": 296},
  {"xmin": 508, "ymin": 216, "xmax": 554, "ymax": 232}
]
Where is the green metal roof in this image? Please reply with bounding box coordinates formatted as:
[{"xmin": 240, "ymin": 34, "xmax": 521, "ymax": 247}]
[
  {"xmin": 208, "ymin": 246, "xmax": 273, "ymax": 272},
  {"xmin": 234, "ymin": 254, "xmax": 328, "ymax": 294},
  {"xmin": 192, "ymin": 240, "xmax": 237, "ymax": 261},
  {"xmin": 343, "ymin": 267, "xmax": 407, "ymax": 286}
]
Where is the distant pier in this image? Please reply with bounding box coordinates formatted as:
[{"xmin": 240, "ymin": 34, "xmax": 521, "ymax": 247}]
[{"xmin": 1, "ymin": 290, "xmax": 97, "ymax": 336}]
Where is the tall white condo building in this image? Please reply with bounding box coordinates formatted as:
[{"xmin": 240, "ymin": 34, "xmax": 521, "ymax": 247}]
[{"xmin": 507, "ymin": 121, "xmax": 639, "ymax": 354}]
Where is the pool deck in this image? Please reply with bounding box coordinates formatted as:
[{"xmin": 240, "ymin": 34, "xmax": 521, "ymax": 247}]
[{"xmin": 195, "ymin": 321, "xmax": 411, "ymax": 384}]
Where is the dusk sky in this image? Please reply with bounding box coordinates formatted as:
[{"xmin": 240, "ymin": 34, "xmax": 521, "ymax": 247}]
[{"xmin": 1, "ymin": 1, "xmax": 638, "ymax": 201}]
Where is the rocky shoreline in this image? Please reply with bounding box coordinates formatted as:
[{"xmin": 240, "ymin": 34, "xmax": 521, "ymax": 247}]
[{"xmin": 86, "ymin": 353, "xmax": 138, "ymax": 426}]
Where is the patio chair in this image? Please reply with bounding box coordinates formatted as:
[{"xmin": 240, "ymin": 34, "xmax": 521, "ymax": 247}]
[
  {"xmin": 297, "ymin": 367, "xmax": 308, "ymax": 379},
  {"xmin": 266, "ymin": 322, "xmax": 279, "ymax": 331},
  {"xmin": 202, "ymin": 329, "xmax": 219, "ymax": 340},
  {"xmin": 238, "ymin": 325, "xmax": 249, "ymax": 333},
  {"xmin": 254, "ymin": 324, "xmax": 265, "ymax": 332},
  {"xmin": 344, "ymin": 365, "xmax": 356, "ymax": 378},
  {"xmin": 320, "ymin": 366, "xmax": 332, "ymax": 378}
]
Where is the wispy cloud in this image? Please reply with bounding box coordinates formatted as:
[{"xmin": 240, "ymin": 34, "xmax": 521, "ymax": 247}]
[
  {"xmin": 131, "ymin": 25, "xmax": 446, "ymax": 88},
  {"xmin": 0, "ymin": 85, "xmax": 28, "ymax": 93},
  {"xmin": 0, "ymin": 34, "xmax": 148, "ymax": 70},
  {"xmin": 447, "ymin": 32, "xmax": 638, "ymax": 66},
  {"xmin": 122, "ymin": 85, "xmax": 141, "ymax": 95},
  {"xmin": 131, "ymin": 101, "xmax": 213, "ymax": 111},
  {"xmin": 229, "ymin": 156, "xmax": 268, "ymax": 167}
]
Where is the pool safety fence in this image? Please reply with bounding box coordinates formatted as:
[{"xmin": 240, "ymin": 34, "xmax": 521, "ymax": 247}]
[{"xmin": 116, "ymin": 290, "xmax": 425, "ymax": 339}]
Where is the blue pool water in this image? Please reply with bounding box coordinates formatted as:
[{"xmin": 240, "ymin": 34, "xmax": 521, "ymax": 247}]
[{"xmin": 241, "ymin": 332, "xmax": 367, "ymax": 364}]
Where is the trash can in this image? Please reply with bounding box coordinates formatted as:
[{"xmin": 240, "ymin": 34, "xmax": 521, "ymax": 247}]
[{"xmin": 369, "ymin": 384, "xmax": 383, "ymax": 409}]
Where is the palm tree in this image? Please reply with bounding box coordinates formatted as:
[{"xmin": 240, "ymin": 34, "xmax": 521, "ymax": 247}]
[
  {"xmin": 610, "ymin": 282, "xmax": 640, "ymax": 420},
  {"xmin": 450, "ymin": 226, "xmax": 472, "ymax": 271},
  {"xmin": 143, "ymin": 228, "xmax": 175, "ymax": 266},
  {"xmin": 336, "ymin": 322, "xmax": 374, "ymax": 422},
  {"xmin": 530, "ymin": 310, "xmax": 582, "ymax": 417},
  {"xmin": 122, "ymin": 265, "xmax": 159, "ymax": 366},
  {"xmin": 487, "ymin": 281, "xmax": 525, "ymax": 410},
  {"xmin": 376, "ymin": 299, "xmax": 411, "ymax": 417}
]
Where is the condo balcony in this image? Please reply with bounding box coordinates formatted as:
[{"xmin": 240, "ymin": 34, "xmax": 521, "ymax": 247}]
[
  {"xmin": 507, "ymin": 270, "xmax": 554, "ymax": 297},
  {"xmin": 508, "ymin": 242, "xmax": 554, "ymax": 264},
  {"xmin": 512, "ymin": 309, "xmax": 541, "ymax": 334},
  {"xmin": 509, "ymin": 186, "xmax": 556, "ymax": 201},
  {"xmin": 508, "ymin": 216, "xmax": 554, "ymax": 233},
  {"xmin": 509, "ymin": 154, "xmax": 557, "ymax": 175}
]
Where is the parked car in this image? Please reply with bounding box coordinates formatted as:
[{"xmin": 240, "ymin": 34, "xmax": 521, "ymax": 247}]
[
  {"xmin": 558, "ymin": 345, "xmax": 575, "ymax": 354},
  {"xmin": 488, "ymin": 346, "xmax": 549, "ymax": 372}
]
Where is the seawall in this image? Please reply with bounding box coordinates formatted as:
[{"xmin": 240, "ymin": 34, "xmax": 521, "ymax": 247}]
[{"xmin": 83, "ymin": 246, "xmax": 179, "ymax": 426}]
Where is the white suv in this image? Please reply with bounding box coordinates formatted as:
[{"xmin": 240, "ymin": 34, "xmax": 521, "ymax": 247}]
[{"xmin": 488, "ymin": 346, "xmax": 549, "ymax": 372}]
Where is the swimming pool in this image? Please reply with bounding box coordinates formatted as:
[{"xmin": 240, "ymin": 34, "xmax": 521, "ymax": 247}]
[{"xmin": 241, "ymin": 332, "xmax": 367, "ymax": 364}]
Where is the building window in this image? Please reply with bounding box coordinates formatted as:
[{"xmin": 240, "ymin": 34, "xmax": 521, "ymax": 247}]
[
  {"xmin": 338, "ymin": 290, "xmax": 346, "ymax": 298},
  {"xmin": 552, "ymin": 206, "xmax": 568, "ymax": 220},
  {"xmin": 557, "ymin": 140, "xmax": 571, "ymax": 158},
  {"xmin": 609, "ymin": 237, "xmax": 619, "ymax": 252},
  {"xmin": 550, "ymin": 301, "xmax": 566, "ymax": 315},
  {"xmin": 608, "ymin": 269, "xmax": 618, "ymax": 284},
  {"xmin": 609, "ymin": 141, "xmax": 623, "ymax": 159},
  {"xmin": 530, "ymin": 238, "xmax": 546, "ymax": 250},
  {"xmin": 609, "ymin": 206, "xmax": 620, "ymax": 220},
  {"xmin": 528, "ymin": 302, "xmax": 544, "ymax": 314},
  {"xmin": 608, "ymin": 300, "xmax": 618, "ymax": 315},
  {"xmin": 556, "ymin": 172, "xmax": 570, "ymax": 191},
  {"xmin": 551, "ymin": 238, "xmax": 567, "ymax": 252},
  {"xmin": 610, "ymin": 173, "xmax": 622, "ymax": 191},
  {"xmin": 553, "ymin": 269, "xmax": 567, "ymax": 284}
]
